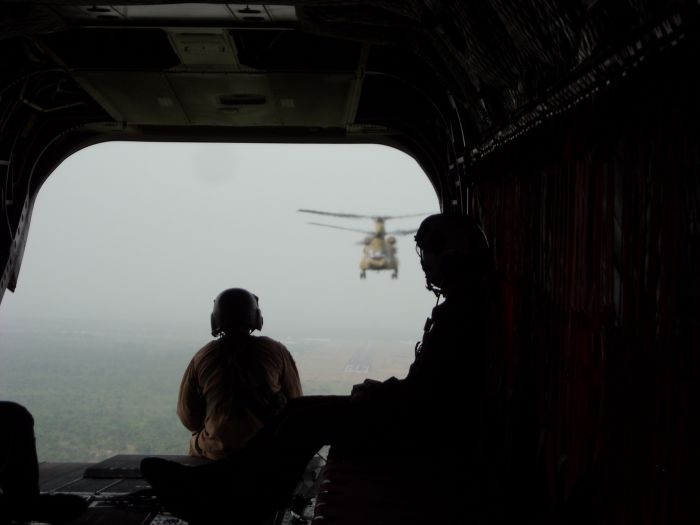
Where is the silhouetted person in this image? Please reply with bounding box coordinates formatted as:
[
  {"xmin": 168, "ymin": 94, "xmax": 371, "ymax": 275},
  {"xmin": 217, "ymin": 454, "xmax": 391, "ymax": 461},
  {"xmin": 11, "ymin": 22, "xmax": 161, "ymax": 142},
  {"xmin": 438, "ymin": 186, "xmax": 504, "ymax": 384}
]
[
  {"xmin": 178, "ymin": 288, "xmax": 303, "ymax": 459},
  {"xmin": 0, "ymin": 402, "xmax": 87, "ymax": 524},
  {"xmin": 141, "ymin": 214, "xmax": 495, "ymax": 524}
]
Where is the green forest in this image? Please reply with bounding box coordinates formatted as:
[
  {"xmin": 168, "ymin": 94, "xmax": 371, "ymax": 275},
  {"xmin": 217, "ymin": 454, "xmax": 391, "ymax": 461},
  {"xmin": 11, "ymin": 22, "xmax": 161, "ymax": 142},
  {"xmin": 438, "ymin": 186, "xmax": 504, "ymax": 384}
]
[
  {"xmin": 0, "ymin": 329, "xmax": 194, "ymax": 461},
  {"xmin": 0, "ymin": 328, "xmax": 404, "ymax": 462}
]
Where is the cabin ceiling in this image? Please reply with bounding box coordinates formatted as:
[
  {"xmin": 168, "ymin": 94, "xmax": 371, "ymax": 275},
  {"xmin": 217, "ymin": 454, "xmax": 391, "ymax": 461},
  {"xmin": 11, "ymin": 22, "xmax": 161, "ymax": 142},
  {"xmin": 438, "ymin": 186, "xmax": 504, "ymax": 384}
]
[
  {"xmin": 1, "ymin": 2, "xmax": 689, "ymax": 148},
  {"xmin": 0, "ymin": 1, "xmax": 696, "ymax": 301}
]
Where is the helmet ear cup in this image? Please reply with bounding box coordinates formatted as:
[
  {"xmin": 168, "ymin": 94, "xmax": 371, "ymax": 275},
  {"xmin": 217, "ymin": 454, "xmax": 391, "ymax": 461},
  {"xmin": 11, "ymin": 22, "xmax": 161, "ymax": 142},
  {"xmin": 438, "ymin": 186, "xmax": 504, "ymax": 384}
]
[
  {"xmin": 437, "ymin": 250, "xmax": 460, "ymax": 284},
  {"xmin": 210, "ymin": 311, "xmax": 220, "ymax": 337},
  {"xmin": 439, "ymin": 249, "xmax": 490, "ymax": 283},
  {"xmin": 254, "ymin": 309, "xmax": 263, "ymax": 331},
  {"xmin": 252, "ymin": 294, "xmax": 263, "ymax": 331}
]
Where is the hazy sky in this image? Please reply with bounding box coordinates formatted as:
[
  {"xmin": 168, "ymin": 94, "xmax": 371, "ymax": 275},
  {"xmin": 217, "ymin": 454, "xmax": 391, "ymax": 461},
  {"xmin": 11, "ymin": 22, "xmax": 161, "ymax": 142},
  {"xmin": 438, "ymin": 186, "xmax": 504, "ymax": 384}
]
[{"xmin": 0, "ymin": 142, "xmax": 440, "ymax": 342}]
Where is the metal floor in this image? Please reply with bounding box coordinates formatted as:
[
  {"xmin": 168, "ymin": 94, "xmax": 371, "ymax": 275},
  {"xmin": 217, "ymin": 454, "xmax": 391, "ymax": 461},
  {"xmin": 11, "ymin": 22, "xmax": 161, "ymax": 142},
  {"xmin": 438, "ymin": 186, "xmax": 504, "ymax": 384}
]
[
  {"xmin": 39, "ymin": 455, "xmax": 194, "ymax": 525},
  {"xmin": 39, "ymin": 454, "xmax": 319, "ymax": 525},
  {"xmin": 39, "ymin": 449, "xmax": 435, "ymax": 525}
]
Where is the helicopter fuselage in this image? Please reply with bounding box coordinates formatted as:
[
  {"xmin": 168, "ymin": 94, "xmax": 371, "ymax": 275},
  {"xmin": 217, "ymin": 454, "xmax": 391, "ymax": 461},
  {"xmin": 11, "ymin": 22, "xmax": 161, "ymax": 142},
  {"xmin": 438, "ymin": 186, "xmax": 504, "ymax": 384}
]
[
  {"xmin": 361, "ymin": 238, "xmax": 397, "ymax": 268},
  {"xmin": 359, "ymin": 221, "xmax": 398, "ymax": 278}
]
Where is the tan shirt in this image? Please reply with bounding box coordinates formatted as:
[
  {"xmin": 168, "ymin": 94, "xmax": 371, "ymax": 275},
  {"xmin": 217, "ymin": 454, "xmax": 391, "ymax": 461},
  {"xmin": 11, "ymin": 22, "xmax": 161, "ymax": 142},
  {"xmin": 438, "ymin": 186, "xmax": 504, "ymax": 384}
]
[{"xmin": 177, "ymin": 335, "xmax": 302, "ymax": 460}]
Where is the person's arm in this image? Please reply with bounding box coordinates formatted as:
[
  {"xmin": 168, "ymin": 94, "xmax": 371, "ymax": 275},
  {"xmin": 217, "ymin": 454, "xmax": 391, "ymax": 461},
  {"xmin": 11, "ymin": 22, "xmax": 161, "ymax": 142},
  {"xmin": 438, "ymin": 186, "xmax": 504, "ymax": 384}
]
[
  {"xmin": 350, "ymin": 375, "xmax": 407, "ymax": 402},
  {"xmin": 176, "ymin": 359, "xmax": 206, "ymax": 432},
  {"xmin": 279, "ymin": 346, "xmax": 303, "ymax": 398}
]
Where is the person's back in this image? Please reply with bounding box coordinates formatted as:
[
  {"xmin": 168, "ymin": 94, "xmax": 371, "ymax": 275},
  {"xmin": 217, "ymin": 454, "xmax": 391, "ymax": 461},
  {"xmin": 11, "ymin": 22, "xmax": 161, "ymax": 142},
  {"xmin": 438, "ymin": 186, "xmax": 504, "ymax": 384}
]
[{"xmin": 177, "ymin": 288, "xmax": 302, "ymax": 459}]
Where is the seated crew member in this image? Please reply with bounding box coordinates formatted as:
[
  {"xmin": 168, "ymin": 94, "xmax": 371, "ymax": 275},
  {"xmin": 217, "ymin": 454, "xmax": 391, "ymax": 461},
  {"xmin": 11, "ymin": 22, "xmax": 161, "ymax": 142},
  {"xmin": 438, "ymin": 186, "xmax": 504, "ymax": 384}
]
[
  {"xmin": 178, "ymin": 288, "xmax": 303, "ymax": 460},
  {"xmin": 141, "ymin": 214, "xmax": 495, "ymax": 524},
  {"xmin": 0, "ymin": 402, "xmax": 87, "ymax": 524}
]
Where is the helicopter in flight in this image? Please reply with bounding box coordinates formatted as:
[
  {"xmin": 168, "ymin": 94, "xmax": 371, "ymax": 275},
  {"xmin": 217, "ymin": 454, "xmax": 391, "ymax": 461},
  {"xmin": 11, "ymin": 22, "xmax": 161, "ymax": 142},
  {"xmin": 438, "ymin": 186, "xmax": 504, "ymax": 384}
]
[{"xmin": 298, "ymin": 209, "xmax": 426, "ymax": 279}]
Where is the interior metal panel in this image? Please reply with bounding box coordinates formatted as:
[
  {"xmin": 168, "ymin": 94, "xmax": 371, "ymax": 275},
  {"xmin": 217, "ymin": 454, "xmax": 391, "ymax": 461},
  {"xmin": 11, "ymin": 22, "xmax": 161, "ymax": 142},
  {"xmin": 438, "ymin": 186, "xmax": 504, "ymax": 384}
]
[
  {"xmin": 74, "ymin": 72, "xmax": 190, "ymax": 125},
  {"xmin": 166, "ymin": 72, "xmax": 358, "ymax": 126},
  {"xmin": 74, "ymin": 71, "xmax": 358, "ymax": 127}
]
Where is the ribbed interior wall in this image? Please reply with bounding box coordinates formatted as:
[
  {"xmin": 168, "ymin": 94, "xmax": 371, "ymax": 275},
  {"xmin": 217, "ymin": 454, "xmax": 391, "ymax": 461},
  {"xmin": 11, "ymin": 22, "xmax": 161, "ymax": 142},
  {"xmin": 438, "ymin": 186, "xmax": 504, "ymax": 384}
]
[{"xmin": 472, "ymin": 48, "xmax": 700, "ymax": 524}]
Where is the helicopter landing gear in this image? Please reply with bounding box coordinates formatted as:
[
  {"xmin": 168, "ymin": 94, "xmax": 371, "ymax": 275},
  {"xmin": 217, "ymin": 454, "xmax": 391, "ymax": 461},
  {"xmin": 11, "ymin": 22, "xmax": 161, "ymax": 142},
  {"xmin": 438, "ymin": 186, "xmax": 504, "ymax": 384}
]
[
  {"xmin": 360, "ymin": 270, "xmax": 366, "ymax": 279},
  {"xmin": 391, "ymin": 270, "xmax": 398, "ymax": 279}
]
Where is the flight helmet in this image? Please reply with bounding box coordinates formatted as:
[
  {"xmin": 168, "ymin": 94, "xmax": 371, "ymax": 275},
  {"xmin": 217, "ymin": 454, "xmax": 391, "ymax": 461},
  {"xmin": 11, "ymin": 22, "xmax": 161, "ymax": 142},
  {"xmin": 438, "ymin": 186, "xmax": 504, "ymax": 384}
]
[
  {"xmin": 414, "ymin": 213, "xmax": 490, "ymax": 290},
  {"xmin": 210, "ymin": 288, "xmax": 263, "ymax": 336}
]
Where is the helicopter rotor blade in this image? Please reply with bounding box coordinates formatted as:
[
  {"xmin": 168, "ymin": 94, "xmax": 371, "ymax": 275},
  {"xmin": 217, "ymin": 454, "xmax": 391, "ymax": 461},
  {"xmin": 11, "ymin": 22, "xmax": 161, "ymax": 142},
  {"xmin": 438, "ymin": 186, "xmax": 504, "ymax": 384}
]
[
  {"xmin": 307, "ymin": 222, "xmax": 373, "ymax": 235},
  {"xmin": 386, "ymin": 229, "xmax": 418, "ymax": 236},
  {"xmin": 298, "ymin": 209, "xmax": 374, "ymax": 219},
  {"xmin": 299, "ymin": 209, "xmax": 431, "ymax": 221},
  {"xmin": 380, "ymin": 213, "xmax": 431, "ymax": 220}
]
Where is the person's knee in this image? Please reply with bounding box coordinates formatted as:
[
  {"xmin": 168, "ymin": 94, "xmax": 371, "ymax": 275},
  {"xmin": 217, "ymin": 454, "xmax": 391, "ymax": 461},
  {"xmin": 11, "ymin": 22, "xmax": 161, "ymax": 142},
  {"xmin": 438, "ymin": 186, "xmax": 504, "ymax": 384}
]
[{"xmin": 0, "ymin": 401, "xmax": 35, "ymax": 429}]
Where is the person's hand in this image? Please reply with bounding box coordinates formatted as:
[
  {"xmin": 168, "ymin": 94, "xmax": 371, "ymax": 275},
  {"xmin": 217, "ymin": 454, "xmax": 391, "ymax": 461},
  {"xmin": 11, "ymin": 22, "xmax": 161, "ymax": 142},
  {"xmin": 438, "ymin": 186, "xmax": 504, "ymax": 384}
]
[{"xmin": 350, "ymin": 378, "xmax": 382, "ymax": 402}]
